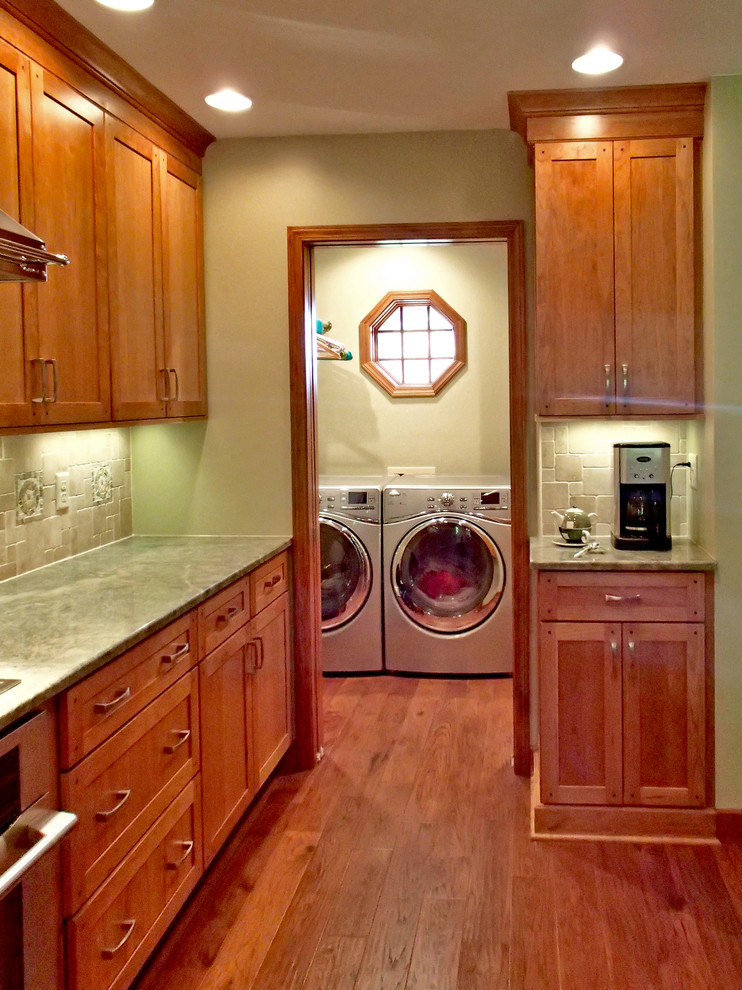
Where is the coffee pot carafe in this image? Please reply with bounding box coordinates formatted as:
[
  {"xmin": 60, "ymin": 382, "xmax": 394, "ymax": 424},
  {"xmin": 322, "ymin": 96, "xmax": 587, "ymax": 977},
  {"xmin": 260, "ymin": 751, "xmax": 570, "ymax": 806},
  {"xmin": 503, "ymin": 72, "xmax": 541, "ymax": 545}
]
[{"xmin": 612, "ymin": 442, "xmax": 672, "ymax": 551}]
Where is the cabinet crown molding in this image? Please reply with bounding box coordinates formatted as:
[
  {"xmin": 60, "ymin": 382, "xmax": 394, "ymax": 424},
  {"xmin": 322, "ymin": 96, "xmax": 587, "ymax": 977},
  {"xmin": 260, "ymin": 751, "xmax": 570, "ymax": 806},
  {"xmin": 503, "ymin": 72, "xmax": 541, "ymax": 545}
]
[{"xmin": 508, "ymin": 82, "xmax": 707, "ymax": 145}]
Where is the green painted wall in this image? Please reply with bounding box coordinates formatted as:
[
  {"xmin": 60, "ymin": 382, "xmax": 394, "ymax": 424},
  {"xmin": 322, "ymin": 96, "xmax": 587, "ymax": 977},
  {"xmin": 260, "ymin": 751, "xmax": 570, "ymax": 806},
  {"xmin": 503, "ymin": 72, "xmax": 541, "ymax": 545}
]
[{"xmin": 706, "ymin": 76, "xmax": 742, "ymax": 808}]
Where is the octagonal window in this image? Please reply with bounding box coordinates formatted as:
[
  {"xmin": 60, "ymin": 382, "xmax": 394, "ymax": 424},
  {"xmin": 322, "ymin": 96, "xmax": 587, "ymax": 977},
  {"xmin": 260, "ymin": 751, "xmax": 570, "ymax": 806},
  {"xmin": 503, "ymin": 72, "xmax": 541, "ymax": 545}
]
[{"xmin": 359, "ymin": 290, "xmax": 467, "ymax": 397}]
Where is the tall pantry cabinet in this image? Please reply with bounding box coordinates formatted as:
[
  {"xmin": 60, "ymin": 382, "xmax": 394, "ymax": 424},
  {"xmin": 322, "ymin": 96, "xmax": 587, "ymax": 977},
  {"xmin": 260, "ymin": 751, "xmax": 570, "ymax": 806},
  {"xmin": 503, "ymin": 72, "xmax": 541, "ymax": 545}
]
[{"xmin": 0, "ymin": 1, "xmax": 213, "ymax": 433}]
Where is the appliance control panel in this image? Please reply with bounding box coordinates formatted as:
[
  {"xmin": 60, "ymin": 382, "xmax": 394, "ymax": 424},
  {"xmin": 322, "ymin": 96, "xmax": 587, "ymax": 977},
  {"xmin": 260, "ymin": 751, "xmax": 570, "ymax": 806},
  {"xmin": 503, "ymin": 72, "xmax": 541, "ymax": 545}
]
[
  {"xmin": 617, "ymin": 444, "xmax": 671, "ymax": 484},
  {"xmin": 319, "ymin": 487, "xmax": 381, "ymax": 522},
  {"xmin": 385, "ymin": 486, "xmax": 511, "ymax": 520}
]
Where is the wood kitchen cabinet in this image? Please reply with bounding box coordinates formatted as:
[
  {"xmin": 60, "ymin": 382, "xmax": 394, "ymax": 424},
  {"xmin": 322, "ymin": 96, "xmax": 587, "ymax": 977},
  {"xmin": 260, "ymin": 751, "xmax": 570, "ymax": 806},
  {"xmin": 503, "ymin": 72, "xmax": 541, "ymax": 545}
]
[
  {"xmin": 108, "ymin": 118, "xmax": 206, "ymax": 422},
  {"xmin": 538, "ymin": 570, "xmax": 708, "ymax": 816},
  {"xmin": 534, "ymin": 136, "xmax": 697, "ymax": 416},
  {"xmin": 0, "ymin": 2, "xmax": 212, "ymax": 433}
]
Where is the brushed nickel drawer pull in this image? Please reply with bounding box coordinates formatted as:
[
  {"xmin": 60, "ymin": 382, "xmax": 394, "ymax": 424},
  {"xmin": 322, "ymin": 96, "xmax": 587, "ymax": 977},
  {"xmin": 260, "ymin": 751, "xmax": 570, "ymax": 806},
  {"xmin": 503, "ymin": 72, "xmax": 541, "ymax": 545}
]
[
  {"xmin": 216, "ymin": 605, "xmax": 240, "ymax": 625},
  {"xmin": 622, "ymin": 363, "xmax": 629, "ymax": 397},
  {"xmin": 264, "ymin": 573, "xmax": 282, "ymax": 591},
  {"xmin": 159, "ymin": 367, "xmax": 171, "ymax": 401},
  {"xmin": 169, "ymin": 367, "xmax": 180, "ymax": 401},
  {"xmin": 101, "ymin": 919, "xmax": 136, "ymax": 959},
  {"xmin": 604, "ymin": 363, "xmax": 611, "ymax": 403},
  {"xmin": 31, "ymin": 357, "xmax": 47, "ymax": 403},
  {"xmin": 164, "ymin": 729, "xmax": 191, "ymax": 755},
  {"xmin": 93, "ymin": 686, "xmax": 131, "ymax": 715},
  {"xmin": 161, "ymin": 643, "xmax": 189, "ymax": 666},
  {"xmin": 166, "ymin": 839, "xmax": 194, "ymax": 870},
  {"xmin": 604, "ymin": 594, "xmax": 642, "ymax": 604},
  {"xmin": 95, "ymin": 789, "xmax": 131, "ymax": 822},
  {"xmin": 255, "ymin": 636, "xmax": 265, "ymax": 670},
  {"xmin": 628, "ymin": 639, "xmax": 636, "ymax": 658},
  {"xmin": 45, "ymin": 358, "xmax": 59, "ymax": 403}
]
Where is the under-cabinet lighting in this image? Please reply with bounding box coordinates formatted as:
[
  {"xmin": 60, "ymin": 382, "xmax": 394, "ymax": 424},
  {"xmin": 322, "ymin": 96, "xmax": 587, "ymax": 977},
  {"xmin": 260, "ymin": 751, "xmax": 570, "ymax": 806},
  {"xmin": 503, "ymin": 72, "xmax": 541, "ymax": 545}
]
[
  {"xmin": 205, "ymin": 89, "xmax": 253, "ymax": 113},
  {"xmin": 94, "ymin": 0, "xmax": 154, "ymax": 10},
  {"xmin": 572, "ymin": 46, "xmax": 623, "ymax": 75}
]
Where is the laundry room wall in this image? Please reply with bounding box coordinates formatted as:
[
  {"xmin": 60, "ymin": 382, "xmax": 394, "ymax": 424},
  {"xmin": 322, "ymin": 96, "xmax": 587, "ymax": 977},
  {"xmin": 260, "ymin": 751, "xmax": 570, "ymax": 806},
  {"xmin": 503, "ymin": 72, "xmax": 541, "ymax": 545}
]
[{"xmin": 315, "ymin": 241, "xmax": 510, "ymax": 478}]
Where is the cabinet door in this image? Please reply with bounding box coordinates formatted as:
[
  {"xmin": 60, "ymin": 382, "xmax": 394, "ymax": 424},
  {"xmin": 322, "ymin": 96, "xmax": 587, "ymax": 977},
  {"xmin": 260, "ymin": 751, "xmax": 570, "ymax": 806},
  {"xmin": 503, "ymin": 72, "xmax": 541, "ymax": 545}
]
[
  {"xmin": 0, "ymin": 40, "xmax": 36, "ymax": 428},
  {"xmin": 161, "ymin": 155, "xmax": 206, "ymax": 418},
  {"xmin": 250, "ymin": 594, "xmax": 292, "ymax": 789},
  {"xmin": 622, "ymin": 623, "xmax": 705, "ymax": 807},
  {"xmin": 539, "ymin": 621, "xmax": 622, "ymax": 805},
  {"xmin": 614, "ymin": 138, "xmax": 696, "ymax": 415},
  {"xmin": 535, "ymin": 141, "xmax": 615, "ymax": 416},
  {"xmin": 30, "ymin": 67, "xmax": 110, "ymax": 425},
  {"xmin": 107, "ymin": 118, "xmax": 167, "ymax": 421},
  {"xmin": 198, "ymin": 628, "xmax": 254, "ymax": 866}
]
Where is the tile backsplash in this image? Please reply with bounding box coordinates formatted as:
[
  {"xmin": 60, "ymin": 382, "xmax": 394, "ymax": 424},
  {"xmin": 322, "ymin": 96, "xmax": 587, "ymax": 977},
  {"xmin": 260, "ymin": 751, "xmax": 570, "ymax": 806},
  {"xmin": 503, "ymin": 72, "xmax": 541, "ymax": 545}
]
[
  {"xmin": 539, "ymin": 420, "xmax": 695, "ymax": 539},
  {"xmin": 1, "ymin": 430, "xmax": 132, "ymax": 580}
]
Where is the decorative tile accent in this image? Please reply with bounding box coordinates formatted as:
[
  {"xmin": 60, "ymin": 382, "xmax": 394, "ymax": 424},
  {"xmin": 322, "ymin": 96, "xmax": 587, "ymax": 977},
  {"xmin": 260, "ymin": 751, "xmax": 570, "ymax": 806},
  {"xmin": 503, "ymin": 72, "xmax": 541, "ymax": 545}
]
[
  {"xmin": 0, "ymin": 431, "xmax": 133, "ymax": 578},
  {"xmin": 92, "ymin": 462, "xmax": 113, "ymax": 505},
  {"xmin": 15, "ymin": 472, "xmax": 43, "ymax": 524}
]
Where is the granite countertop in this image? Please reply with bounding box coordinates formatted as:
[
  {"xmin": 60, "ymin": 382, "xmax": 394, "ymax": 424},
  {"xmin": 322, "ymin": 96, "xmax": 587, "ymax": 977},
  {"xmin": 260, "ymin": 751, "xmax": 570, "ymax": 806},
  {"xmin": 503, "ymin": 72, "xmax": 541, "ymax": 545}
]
[
  {"xmin": 530, "ymin": 535, "xmax": 716, "ymax": 571},
  {"xmin": 0, "ymin": 534, "xmax": 291, "ymax": 732}
]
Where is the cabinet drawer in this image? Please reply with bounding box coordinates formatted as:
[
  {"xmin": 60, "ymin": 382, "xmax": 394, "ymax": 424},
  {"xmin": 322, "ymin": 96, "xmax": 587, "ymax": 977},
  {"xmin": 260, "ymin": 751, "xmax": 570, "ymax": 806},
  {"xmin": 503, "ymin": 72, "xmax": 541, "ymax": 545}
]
[
  {"xmin": 538, "ymin": 571, "xmax": 705, "ymax": 623},
  {"xmin": 61, "ymin": 671, "xmax": 199, "ymax": 916},
  {"xmin": 198, "ymin": 576, "xmax": 250, "ymax": 656},
  {"xmin": 60, "ymin": 612, "xmax": 197, "ymax": 768},
  {"xmin": 250, "ymin": 551, "xmax": 289, "ymax": 616},
  {"xmin": 66, "ymin": 779, "xmax": 202, "ymax": 990}
]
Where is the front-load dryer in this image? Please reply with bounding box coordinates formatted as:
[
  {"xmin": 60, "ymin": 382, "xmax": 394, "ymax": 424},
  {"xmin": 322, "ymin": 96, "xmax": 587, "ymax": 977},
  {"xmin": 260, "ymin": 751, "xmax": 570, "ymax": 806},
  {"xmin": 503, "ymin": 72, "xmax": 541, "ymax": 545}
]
[
  {"xmin": 319, "ymin": 476, "xmax": 385, "ymax": 673},
  {"xmin": 382, "ymin": 476, "xmax": 513, "ymax": 675}
]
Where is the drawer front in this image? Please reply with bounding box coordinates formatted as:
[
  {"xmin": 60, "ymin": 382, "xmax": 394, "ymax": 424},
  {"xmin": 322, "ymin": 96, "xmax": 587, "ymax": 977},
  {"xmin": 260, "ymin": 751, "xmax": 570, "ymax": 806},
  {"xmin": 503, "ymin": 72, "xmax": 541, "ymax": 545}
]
[
  {"xmin": 60, "ymin": 612, "xmax": 198, "ymax": 768},
  {"xmin": 538, "ymin": 571, "xmax": 705, "ymax": 623},
  {"xmin": 250, "ymin": 551, "xmax": 289, "ymax": 616},
  {"xmin": 61, "ymin": 672, "xmax": 199, "ymax": 916},
  {"xmin": 66, "ymin": 779, "xmax": 202, "ymax": 990},
  {"xmin": 198, "ymin": 576, "xmax": 250, "ymax": 657}
]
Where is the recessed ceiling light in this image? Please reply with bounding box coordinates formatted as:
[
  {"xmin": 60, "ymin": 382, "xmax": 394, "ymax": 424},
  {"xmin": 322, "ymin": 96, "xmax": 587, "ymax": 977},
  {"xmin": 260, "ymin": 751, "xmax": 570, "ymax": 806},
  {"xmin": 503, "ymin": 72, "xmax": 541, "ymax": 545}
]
[
  {"xmin": 94, "ymin": 0, "xmax": 154, "ymax": 10},
  {"xmin": 205, "ymin": 89, "xmax": 253, "ymax": 113},
  {"xmin": 572, "ymin": 46, "xmax": 624, "ymax": 75}
]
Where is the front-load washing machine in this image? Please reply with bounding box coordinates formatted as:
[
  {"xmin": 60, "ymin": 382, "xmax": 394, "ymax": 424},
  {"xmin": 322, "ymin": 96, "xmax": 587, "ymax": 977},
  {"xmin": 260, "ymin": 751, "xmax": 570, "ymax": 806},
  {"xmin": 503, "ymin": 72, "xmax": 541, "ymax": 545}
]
[
  {"xmin": 319, "ymin": 476, "xmax": 385, "ymax": 673},
  {"xmin": 383, "ymin": 476, "xmax": 513, "ymax": 675}
]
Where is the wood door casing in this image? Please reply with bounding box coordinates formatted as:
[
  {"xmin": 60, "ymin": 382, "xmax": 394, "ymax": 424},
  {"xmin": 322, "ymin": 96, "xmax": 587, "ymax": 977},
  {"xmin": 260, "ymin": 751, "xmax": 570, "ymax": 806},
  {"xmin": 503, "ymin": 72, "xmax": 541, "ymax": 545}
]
[
  {"xmin": 539, "ymin": 621, "xmax": 623, "ymax": 805},
  {"xmin": 535, "ymin": 142, "xmax": 615, "ymax": 416},
  {"xmin": 613, "ymin": 137, "xmax": 696, "ymax": 415},
  {"xmin": 30, "ymin": 65, "xmax": 110, "ymax": 425},
  {"xmin": 107, "ymin": 117, "xmax": 166, "ymax": 422},
  {"xmin": 622, "ymin": 622, "xmax": 705, "ymax": 807}
]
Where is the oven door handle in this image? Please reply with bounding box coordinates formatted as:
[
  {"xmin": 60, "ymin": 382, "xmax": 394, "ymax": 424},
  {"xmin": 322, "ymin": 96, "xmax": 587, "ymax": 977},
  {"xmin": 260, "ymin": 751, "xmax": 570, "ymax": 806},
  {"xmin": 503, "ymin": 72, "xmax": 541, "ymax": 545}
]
[{"xmin": 0, "ymin": 805, "xmax": 77, "ymax": 899}]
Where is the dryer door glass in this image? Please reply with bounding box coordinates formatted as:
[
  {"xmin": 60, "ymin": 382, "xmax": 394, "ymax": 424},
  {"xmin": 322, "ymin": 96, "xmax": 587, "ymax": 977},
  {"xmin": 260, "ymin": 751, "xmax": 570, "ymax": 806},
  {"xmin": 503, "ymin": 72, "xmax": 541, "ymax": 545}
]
[
  {"xmin": 320, "ymin": 519, "xmax": 372, "ymax": 630},
  {"xmin": 392, "ymin": 517, "xmax": 505, "ymax": 633}
]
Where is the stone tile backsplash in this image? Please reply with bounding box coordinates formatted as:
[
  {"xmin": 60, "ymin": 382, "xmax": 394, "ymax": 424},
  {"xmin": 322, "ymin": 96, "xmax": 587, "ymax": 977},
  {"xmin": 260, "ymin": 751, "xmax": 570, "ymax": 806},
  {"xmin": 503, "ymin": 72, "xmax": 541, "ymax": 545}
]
[
  {"xmin": 539, "ymin": 420, "xmax": 694, "ymax": 539},
  {"xmin": 1, "ymin": 430, "xmax": 132, "ymax": 580}
]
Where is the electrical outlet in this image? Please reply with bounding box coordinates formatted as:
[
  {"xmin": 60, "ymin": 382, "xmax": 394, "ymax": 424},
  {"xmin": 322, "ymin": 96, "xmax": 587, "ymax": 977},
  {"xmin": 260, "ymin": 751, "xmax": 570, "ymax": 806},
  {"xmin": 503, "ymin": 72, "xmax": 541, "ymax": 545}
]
[
  {"xmin": 688, "ymin": 453, "xmax": 698, "ymax": 491},
  {"xmin": 56, "ymin": 470, "xmax": 70, "ymax": 510}
]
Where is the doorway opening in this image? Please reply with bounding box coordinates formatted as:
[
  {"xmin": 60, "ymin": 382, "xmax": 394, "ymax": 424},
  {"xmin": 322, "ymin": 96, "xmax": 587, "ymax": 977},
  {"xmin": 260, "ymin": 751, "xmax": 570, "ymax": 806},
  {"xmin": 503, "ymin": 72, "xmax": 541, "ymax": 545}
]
[{"xmin": 287, "ymin": 221, "xmax": 529, "ymax": 775}]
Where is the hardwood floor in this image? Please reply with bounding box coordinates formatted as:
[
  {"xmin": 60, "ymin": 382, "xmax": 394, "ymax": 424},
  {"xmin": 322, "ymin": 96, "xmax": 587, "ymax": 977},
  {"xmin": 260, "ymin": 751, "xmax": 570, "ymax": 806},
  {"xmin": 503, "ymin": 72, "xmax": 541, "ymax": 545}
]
[{"xmin": 133, "ymin": 675, "xmax": 742, "ymax": 990}]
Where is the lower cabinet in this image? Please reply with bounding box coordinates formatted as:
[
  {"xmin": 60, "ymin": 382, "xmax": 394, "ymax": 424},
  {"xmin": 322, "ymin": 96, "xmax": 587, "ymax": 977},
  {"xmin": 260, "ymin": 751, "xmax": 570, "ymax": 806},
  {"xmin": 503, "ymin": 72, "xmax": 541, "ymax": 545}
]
[
  {"xmin": 538, "ymin": 569, "xmax": 709, "ymax": 814},
  {"xmin": 60, "ymin": 548, "xmax": 293, "ymax": 990}
]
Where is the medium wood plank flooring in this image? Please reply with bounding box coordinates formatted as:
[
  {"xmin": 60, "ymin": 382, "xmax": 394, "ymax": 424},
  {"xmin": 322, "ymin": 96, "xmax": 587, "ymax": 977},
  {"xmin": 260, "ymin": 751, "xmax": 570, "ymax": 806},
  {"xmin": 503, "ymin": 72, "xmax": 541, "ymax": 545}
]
[{"xmin": 133, "ymin": 675, "xmax": 742, "ymax": 990}]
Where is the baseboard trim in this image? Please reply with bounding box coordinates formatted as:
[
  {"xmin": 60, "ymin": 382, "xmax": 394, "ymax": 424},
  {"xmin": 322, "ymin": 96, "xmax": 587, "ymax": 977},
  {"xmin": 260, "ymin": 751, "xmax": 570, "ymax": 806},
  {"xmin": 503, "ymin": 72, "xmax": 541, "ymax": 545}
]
[
  {"xmin": 716, "ymin": 810, "xmax": 742, "ymax": 842},
  {"xmin": 530, "ymin": 752, "xmax": 718, "ymax": 844}
]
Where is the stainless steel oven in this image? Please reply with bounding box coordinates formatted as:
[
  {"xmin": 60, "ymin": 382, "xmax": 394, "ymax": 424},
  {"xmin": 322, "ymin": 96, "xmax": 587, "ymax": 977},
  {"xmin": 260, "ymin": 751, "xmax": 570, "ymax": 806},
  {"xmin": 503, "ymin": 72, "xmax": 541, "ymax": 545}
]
[{"xmin": 0, "ymin": 706, "xmax": 76, "ymax": 990}]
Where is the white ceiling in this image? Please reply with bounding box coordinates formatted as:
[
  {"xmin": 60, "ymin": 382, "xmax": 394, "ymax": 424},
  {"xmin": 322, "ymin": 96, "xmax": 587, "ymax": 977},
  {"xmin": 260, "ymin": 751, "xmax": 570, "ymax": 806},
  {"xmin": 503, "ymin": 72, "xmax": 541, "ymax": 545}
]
[{"xmin": 54, "ymin": 0, "xmax": 742, "ymax": 140}]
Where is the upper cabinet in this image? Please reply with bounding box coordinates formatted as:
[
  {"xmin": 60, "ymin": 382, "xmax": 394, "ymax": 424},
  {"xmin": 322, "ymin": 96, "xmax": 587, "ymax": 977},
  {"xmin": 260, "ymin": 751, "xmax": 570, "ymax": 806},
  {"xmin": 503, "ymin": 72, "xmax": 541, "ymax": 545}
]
[
  {"xmin": 0, "ymin": 1, "xmax": 213, "ymax": 433},
  {"xmin": 509, "ymin": 84, "xmax": 705, "ymax": 418}
]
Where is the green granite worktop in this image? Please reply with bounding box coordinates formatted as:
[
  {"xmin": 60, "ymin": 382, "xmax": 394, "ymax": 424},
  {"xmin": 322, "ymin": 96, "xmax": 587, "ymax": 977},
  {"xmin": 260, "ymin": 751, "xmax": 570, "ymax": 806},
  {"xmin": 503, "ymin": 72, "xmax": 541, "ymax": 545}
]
[
  {"xmin": 0, "ymin": 535, "xmax": 291, "ymax": 732},
  {"xmin": 530, "ymin": 535, "xmax": 716, "ymax": 571}
]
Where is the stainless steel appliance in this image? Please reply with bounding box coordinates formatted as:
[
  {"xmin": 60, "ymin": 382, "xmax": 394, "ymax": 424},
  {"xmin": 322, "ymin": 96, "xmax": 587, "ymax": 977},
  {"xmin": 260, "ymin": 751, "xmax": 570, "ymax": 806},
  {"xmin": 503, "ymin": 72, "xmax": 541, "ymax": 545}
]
[
  {"xmin": 0, "ymin": 208, "xmax": 69, "ymax": 283},
  {"xmin": 382, "ymin": 476, "xmax": 513, "ymax": 675},
  {"xmin": 319, "ymin": 476, "xmax": 385, "ymax": 673},
  {"xmin": 0, "ymin": 708, "xmax": 77, "ymax": 990},
  {"xmin": 612, "ymin": 442, "xmax": 672, "ymax": 550}
]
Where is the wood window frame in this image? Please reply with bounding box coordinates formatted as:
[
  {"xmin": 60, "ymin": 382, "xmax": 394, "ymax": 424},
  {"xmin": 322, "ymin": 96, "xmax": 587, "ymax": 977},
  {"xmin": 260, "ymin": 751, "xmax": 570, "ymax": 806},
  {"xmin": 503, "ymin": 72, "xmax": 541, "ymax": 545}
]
[
  {"xmin": 287, "ymin": 221, "xmax": 530, "ymax": 777},
  {"xmin": 359, "ymin": 289, "xmax": 466, "ymax": 398}
]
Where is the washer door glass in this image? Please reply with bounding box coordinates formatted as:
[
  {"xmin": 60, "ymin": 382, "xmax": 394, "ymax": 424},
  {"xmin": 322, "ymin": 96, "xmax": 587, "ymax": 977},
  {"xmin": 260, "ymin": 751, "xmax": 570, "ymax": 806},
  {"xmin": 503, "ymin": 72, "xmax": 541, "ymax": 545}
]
[
  {"xmin": 320, "ymin": 518, "xmax": 372, "ymax": 630},
  {"xmin": 392, "ymin": 516, "xmax": 505, "ymax": 633}
]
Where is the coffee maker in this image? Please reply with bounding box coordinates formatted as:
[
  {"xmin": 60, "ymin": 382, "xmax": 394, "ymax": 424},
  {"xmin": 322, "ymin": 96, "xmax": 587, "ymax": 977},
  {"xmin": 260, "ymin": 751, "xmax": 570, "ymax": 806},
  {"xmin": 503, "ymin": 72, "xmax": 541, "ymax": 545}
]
[{"xmin": 612, "ymin": 442, "xmax": 672, "ymax": 551}]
